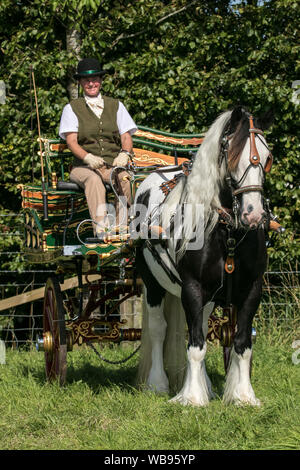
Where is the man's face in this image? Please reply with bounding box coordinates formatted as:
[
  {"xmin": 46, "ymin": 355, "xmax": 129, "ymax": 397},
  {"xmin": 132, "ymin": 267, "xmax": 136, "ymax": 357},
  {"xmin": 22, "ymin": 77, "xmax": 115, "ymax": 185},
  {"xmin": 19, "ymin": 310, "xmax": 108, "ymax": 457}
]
[{"xmin": 79, "ymin": 75, "xmax": 102, "ymax": 97}]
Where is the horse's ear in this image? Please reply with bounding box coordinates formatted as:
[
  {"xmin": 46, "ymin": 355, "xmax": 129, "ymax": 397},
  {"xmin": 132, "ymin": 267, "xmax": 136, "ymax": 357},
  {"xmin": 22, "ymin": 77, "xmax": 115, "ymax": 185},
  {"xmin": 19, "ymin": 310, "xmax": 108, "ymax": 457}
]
[
  {"xmin": 256, "ymin": 108, "xmax": 274, "ymax": 130},
  {"xmin": 229, "ymin": 106, "xmax": 246, "ymax": 132}
]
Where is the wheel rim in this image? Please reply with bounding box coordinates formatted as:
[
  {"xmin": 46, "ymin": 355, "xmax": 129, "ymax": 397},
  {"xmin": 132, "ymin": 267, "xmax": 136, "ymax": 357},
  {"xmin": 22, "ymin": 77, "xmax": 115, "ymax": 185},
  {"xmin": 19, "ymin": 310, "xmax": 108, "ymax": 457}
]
[{"xmin": 43, "ymin": 277, "xmax": 67, "ymax": 385}]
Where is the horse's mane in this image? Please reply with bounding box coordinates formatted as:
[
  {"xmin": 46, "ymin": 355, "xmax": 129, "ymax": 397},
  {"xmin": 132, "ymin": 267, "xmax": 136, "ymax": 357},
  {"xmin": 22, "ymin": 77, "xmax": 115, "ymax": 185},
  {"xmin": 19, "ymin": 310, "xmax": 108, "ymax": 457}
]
[{"xmin": 161, "ymin": 109, "xmax": 249, "ymax": 258}]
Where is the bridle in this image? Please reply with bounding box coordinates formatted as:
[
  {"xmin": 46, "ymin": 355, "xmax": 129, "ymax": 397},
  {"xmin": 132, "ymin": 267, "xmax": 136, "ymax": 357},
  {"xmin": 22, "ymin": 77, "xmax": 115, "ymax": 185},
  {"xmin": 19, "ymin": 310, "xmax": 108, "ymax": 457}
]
[
  {"xmin": 217, "ymin": 113, "xmax": 274, "ymax": 281},
  {"xmin": 232, "ymin": 116, "xmax": 273, "ymax": 195},
  {"xmin": 221, "ymin": 115, "xmax": 273, "ymax": 193},
  {"xmin": 219, "ymin": 114, "xmax": 273, "ymax": 229}
]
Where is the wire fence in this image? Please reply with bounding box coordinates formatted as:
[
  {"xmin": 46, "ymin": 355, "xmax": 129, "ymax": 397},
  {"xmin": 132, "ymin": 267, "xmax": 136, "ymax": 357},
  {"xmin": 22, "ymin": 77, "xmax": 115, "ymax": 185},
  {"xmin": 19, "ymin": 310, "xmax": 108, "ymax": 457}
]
[
  {"xmin": 0, "ymin": 268, "xmax": 299, "ymax": 348},
  {"xmin": 0, "ymin": 213, "xmax": 299, "ymax": 349}
]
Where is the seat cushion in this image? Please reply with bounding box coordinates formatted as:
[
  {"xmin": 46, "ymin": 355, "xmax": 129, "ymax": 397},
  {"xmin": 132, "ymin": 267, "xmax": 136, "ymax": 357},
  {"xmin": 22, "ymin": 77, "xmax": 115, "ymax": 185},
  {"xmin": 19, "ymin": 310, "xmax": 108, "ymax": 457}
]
[
  {"xmin": 57, "ymin": 181, "xmax": 82, "ymax": 192},
  {"xmin": 57, "ymin": 180, "xmax": 112, "ymax": 193}
]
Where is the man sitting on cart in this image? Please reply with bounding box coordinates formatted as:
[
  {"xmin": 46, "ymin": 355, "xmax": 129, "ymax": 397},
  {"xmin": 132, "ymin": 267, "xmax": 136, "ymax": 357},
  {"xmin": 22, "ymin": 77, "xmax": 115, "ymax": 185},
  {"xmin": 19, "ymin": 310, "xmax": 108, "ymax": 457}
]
[{"xmin": 59, "ymin": 57, "xmax": 137, "ymax": 237}]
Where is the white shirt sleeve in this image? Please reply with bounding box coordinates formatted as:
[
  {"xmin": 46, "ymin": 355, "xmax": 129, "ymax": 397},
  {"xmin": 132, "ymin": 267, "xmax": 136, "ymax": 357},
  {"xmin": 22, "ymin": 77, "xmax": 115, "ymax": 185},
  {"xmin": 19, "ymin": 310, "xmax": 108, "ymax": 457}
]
[
  {"xmin": 59, "ymin": 104, "xmax": 79, "ymax": 140},
  {"xmin": 117, "ymin": 101, "xmax": 137, "ymax": 136}
]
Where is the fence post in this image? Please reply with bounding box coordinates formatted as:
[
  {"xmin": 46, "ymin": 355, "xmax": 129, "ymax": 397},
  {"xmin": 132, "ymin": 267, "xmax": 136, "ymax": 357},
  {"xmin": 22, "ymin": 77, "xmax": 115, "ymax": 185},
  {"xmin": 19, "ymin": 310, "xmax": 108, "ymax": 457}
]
[{"xmin": 0, "ymin": 339, "xmax": 6, "ymax": 364}]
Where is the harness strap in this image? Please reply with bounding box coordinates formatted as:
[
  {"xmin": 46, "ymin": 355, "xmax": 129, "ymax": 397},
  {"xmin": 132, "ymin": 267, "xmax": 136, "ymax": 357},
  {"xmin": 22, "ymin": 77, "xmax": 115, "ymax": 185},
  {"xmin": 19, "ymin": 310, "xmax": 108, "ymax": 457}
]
[
  {"xmin": 145, "ymin": 240, "xmax": 182, "ymax": 287},
  {"xmin": 218, "ymin": 207, "xmax": 233, "ymax": 225},
  {"xmin": 249, "ymin": 128, "xmax": 264, "ymax": 135},
  {"xmin": 224, "ymin": 233, "xmax": 236, "ymax": 307},
  {"xmin": 160, "ymin": 173, "xmax": 184, "ymax": 196},
  {"xmin": 249, "ymin": 116, "xmax": 261, "ymax": 166},
  {"xmin": 232, "ymin": 185, "xmax": 263, "ymax": 196},
  {"xmin": 159, "ymin": 160, "xmax": 192, "ymax": 197}
]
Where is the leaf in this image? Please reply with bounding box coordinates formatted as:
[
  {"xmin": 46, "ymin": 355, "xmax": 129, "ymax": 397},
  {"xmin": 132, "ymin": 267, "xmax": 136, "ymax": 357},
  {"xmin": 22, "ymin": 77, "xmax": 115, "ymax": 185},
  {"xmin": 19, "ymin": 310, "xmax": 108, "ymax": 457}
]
[{"xmin": 0, "ymin": 0, "xmax": 298, "ymax": 271}]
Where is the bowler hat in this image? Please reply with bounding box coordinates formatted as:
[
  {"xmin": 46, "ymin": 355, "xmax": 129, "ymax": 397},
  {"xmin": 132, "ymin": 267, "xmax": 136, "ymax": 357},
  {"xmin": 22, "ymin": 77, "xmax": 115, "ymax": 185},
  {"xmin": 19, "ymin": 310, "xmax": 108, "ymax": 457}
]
[{"xmin": 74, "ymin": 58, "xmax": 107, "ymax": 79}]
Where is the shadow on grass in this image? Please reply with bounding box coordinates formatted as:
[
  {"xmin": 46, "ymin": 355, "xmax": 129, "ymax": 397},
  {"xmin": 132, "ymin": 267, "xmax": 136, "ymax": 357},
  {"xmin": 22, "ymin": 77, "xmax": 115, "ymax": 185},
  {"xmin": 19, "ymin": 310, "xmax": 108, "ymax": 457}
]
[
  {"xmin": 17, "ymin": 350, "xmax": 140, "ymax": 393},
  {"xmin": 208, "ymin": 370, "xmax": 226, "ymax": 399},
  {"xmin": 17, "ymin": 346, "xmax": 227, "ymax": 398},
  {"xmin": 66, "ymin": 361, "xmax": 139, "ymax": 392}
]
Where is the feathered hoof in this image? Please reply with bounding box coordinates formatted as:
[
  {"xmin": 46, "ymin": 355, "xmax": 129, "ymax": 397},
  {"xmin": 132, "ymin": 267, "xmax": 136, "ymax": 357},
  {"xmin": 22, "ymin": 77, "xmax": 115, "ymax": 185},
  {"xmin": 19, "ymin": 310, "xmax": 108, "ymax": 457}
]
[
  {"xmin": 146, "ymin": 371, "xmax": 169, "ymax": 394},
  {"xmin": 146, "ymin": 382, "xmax": 169, "ymax": 395},
  {"xmin": 237, "ymin": 397, "xmax": 261, "ymax": 407},
  {"xmin": 149, "ymin": 387, "xmax": 169, "ymax": 395},
  {"xmin": 169, "ymin": 392, "xmax": 210, "ymax": 407},
  {"xmin": 223, "ymin": 393, "xmax": 261, "ymax": 407}
]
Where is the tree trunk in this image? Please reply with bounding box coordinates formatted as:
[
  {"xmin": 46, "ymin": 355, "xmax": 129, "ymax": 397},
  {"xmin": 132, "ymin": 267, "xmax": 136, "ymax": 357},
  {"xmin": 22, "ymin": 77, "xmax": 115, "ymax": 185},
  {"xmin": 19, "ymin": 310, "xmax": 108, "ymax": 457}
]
[{"xmin": 66, "ymin": 28, "xmax": 81, "ymax": 100}]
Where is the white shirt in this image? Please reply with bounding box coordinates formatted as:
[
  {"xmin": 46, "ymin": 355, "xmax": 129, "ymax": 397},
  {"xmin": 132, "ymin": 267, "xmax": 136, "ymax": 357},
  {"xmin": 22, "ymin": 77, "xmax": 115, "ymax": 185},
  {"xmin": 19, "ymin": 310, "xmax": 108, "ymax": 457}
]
[{"xmin": 59, "ymin": 94, "xmax": 137, "ymax": 140}]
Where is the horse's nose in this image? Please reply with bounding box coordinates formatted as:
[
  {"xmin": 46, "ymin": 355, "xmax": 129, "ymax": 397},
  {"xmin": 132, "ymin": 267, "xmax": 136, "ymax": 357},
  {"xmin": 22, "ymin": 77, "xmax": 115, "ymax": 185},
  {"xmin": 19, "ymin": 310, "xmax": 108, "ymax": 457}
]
[{"xmin": 242, "ymin": 210, "xmax": 267, "ymax": 227}]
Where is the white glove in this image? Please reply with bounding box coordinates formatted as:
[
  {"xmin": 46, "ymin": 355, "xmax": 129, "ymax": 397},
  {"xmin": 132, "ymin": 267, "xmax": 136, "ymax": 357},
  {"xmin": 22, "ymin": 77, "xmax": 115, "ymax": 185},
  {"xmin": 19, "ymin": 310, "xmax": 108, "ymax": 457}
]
[
  {"xmin": 113, "ymin": 151, "xmax": 130, "ymax": 167},
  {"xmin": 83, "ymin": 153, "xmax": 104, "ymax": 169}
]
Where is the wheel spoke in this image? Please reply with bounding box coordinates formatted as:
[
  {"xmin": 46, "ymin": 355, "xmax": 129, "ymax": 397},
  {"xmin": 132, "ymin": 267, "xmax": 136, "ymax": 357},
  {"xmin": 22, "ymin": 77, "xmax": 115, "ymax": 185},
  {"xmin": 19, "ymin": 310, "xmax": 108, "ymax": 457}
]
[{"xmin": 43, "ymin": 277, "xmax": 67, "ymax": 385}]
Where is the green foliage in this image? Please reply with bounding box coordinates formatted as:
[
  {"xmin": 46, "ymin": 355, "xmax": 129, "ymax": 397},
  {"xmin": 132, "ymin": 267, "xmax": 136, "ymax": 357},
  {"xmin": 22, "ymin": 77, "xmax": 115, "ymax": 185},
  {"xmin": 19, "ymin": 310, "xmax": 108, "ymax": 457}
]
[{"xmin": 0, "ymin": 0, "xmax": 299, "ymax": 268}]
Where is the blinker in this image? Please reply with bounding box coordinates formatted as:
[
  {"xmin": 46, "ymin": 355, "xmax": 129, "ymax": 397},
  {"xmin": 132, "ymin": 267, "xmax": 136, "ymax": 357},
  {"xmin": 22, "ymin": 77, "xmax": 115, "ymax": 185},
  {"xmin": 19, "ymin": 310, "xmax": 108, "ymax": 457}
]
[{"xmin": 264, "ymin": 154, "xmax": 273, "ymax": 173}]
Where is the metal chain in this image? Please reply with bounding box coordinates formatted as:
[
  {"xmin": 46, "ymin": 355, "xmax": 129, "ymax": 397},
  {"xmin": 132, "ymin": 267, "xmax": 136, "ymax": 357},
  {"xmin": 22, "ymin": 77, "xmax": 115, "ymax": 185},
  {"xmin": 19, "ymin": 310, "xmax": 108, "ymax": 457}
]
[{"xmin": 87, "ymin": 341, "xmax": 141, "ymax": 365}]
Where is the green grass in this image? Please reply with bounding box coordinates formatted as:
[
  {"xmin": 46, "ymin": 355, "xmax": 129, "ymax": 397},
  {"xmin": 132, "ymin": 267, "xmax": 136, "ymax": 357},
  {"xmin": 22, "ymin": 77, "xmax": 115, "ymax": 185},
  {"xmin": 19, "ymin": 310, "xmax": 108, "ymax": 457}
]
[{"xmin": 0, "ymin": 336, "xmax": 299, "ymax": 450}]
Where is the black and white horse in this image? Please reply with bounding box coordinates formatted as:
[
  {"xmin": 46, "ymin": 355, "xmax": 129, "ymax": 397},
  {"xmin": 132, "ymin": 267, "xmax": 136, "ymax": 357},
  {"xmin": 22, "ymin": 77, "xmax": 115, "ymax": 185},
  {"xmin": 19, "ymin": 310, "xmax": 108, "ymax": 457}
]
[{"xmin": 133, "ymin": 106, "xmax": 273, "ymax": 406}]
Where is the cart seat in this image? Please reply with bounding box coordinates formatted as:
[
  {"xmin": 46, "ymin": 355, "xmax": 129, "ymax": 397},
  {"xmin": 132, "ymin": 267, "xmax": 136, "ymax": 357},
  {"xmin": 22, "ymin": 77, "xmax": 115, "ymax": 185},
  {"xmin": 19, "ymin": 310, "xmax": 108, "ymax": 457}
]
[
  {"xmin": 56, "ymin": 180, "xmax": 112, "ymax": 193},
  {"xmin": 20, "ymin": 130, "xmax": 205, "ymax": 258},
  {"xmin": 57, "ymin": 181, "xmax": 82, "ymax": 192}
]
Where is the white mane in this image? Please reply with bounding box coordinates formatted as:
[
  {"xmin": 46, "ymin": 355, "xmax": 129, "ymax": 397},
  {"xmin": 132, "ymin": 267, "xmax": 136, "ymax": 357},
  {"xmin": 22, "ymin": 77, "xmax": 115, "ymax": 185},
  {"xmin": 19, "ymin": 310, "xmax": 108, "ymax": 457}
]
[{"xmin": 161, "ymin": 111, "xmax": 232, "ymax": 257}]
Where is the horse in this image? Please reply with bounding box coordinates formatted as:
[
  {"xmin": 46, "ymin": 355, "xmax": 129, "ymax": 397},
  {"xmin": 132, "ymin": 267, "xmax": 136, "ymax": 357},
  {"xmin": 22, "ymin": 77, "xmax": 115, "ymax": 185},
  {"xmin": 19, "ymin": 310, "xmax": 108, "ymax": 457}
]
[{"xmin": 132, "ymin": 105, "xmax": 274, "ymax": 406}]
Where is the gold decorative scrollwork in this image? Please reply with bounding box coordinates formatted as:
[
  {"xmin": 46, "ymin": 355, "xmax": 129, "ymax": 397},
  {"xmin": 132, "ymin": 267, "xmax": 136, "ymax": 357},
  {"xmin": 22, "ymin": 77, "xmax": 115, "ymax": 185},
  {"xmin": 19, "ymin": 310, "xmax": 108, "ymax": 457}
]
[
  {"xmin": 66, "ymin": 319, "xmax": 124, "ymax": 346},
  {"xmin": 133, "ymin": 154, "xmax": 170, "ymax": 166},
  {"xmin": 207, "ymin": 306, "xmax": 237, "ymax": 347},
  {"xmin": 207, "ymin": 315, "xmax": 229, "ymax": 343}
]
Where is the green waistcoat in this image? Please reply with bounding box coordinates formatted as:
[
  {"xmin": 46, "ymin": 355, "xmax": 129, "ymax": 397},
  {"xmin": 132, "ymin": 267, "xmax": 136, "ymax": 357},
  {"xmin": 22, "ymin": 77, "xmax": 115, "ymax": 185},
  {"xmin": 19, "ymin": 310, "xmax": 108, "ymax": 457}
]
[{"xmin": 70, "ymin": 95, "xmax": 121, "ymax": 166}]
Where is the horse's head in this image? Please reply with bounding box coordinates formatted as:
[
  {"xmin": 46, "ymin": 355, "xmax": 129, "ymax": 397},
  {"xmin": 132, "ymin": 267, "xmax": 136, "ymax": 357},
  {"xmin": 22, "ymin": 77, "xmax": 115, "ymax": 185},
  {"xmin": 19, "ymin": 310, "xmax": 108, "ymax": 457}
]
[{"xmin": 225, "ymin": 106, "xmax": 273, "ymax": 229}]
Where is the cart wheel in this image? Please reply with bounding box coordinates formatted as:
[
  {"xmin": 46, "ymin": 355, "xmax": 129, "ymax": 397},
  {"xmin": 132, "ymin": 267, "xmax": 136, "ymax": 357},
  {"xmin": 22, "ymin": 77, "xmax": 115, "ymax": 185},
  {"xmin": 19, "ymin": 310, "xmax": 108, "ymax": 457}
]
[{"xmin": 43, "ymin": 276, "xmax": 67, "ymax": 385}]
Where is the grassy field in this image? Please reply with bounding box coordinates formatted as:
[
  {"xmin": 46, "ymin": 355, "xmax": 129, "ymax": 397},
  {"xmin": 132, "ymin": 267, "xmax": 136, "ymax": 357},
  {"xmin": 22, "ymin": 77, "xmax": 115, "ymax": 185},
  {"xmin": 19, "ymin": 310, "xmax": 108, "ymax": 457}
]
[{"xmin": 0, "ymin": 331, "xmax": 299, "ymax": 451}]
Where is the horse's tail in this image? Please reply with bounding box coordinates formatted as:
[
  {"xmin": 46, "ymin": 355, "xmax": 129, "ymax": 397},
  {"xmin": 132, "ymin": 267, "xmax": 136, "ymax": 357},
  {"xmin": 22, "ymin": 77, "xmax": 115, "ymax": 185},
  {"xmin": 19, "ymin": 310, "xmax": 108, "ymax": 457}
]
[{"xmin": 136, "ymin": 289, "xmax": 187, "ymax": 395}]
